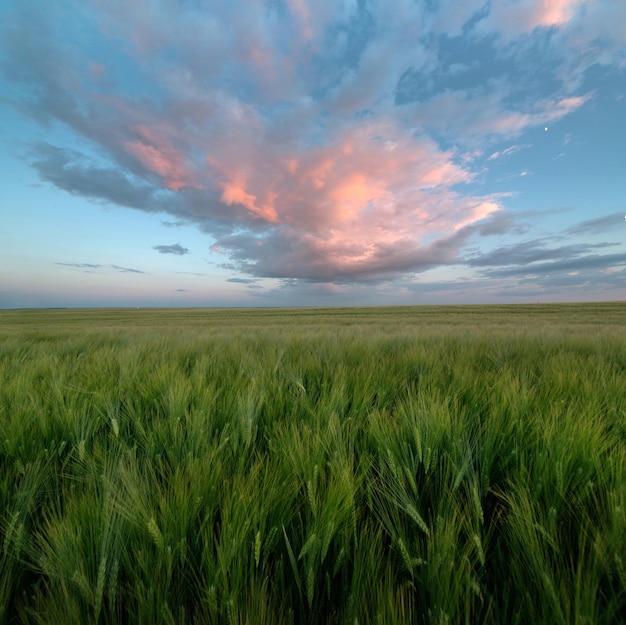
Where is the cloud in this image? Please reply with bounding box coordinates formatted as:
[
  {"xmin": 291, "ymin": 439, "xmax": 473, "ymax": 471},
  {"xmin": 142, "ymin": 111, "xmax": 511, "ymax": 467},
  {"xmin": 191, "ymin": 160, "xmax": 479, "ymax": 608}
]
[
  {"xmin": 225, "ymin": 277, "xmax": 264, "ymax": 290},
  {"xmin": 488, "ymin": 144, "xmax": 532, "ymax": 160},
  {"xmin": 30, "ymin": 144, "xmax": 177, "ymax": 213},
  {"xmin": 466, "ymin": 236, "xmax": 626, "ymax": 279},
  {"xmin": 55, "ymin": 262, "xmax": 145, "ymax": 274},
  {"xmin": 55, "ymin": 262, "xmax": 101, "ymax": 269},
  {"xmin": 124, "ymin": 125, "xmax": 198, "ymax": 191},
  {"xmin": 489, "ymin": 264, "xmax": 626, "ymax": 299},
  {"xmin": 465, "ymin": 240, "xmax": 618, "ymax": 268},
  {"xmin": 111, "ymin": 265, "xmax": 145, "ymax": 274},
  {"xmin": 480, "ymin": 0, "xmax": 588, "ymax": 38},
  {"xmin": 457, "ymin": 210, "xmax": 626, "ymax": 298},
  {"xmin": 565, "ymin": 212, "xmax": 624, "ymax": 235},
  {"xmin": 3, "ymin": 0, "xmax": 622, "ymax": 287},
  {"xmin": 480, "ymin": 253, "xmax": 626, "ymax": 277},
  {"xmin": 153, "ymin": 243, "xmax": 190, "ymax": 255},
  {"xmin": 403, "ymin": 91, "xmax": 592, "ymax": 145}
]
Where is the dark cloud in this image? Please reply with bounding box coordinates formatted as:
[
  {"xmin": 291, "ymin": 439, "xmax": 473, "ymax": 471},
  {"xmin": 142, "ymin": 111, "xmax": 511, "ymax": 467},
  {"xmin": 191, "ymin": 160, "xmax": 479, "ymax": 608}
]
[
  {"xmin": 565, "ymin": 212, "xmax": 624, "ymax": 236},
  {"xmin": 466, "ymin": 240, "xmax": 619, "ymax": 268},
  {"xmin": 478, "ymin": 253, "xmax": 626, "ymax": 278},
  {"xmin": 211, "ymin": 211, "xmax": 524, "ymax": 282},
  {"xmin": 153, "ymin": 243, "xmax": 189, "ymax": 255},
  {"xmin": 463, "ymin": 231, "xmax": 626, "ymax": 296},
  {"xmin": 28, "ymin": 144, "xmax": 234, "ymax": 233},
  {"xmin": 214, "ymin": 227, "xmax": 464, "ymax": 281},
  {"xmin": 111, "ymin": 265, "xmax": 145, "ymax": 274},
  {"xmin": 30, "ymin": 144, "xmax": 174, "ymax": 213},
  {"xmin": 472, "ymin": 212, "xmax": 529, "ymax": 236},
  {"xmin": 55, "ymin": 262, "xmax": 145, "ymax": 274},
  {"xmin": 55, "ymin": 262, "xmax": 101, "ymax": 269},
  {"xmin": 490, "ymin": 266, "xmax": 626, "ymax": 299},
  {"xmin": 226, "ymin": 278, "xmax": 258, "ymax": 284}
]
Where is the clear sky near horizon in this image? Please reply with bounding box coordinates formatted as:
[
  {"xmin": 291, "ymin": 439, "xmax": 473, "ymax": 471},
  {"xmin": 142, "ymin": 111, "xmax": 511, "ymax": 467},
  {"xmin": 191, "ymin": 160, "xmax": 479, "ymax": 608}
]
[{"xmin": 1, "ymin": 0, "xmax": 625, "ymax": 308}]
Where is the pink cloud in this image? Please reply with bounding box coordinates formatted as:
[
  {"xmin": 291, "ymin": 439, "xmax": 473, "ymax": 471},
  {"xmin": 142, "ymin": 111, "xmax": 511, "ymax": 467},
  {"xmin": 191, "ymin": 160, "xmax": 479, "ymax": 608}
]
[
  {"xmin": 219, "ymin": 178, "xmax": 279, "ymax": 223},
  {"xmin": 211, "ymin": 120, "xmax": 473, "ymax": 232},
  {"xmin": 483, "ymin": 0, "xmax": 588, "ymax": 37},
  {"xmin": 531, "ymin": 0, "xmax": 586, "ymax": 28},
  {"xmin": 426, "ymin": 0, "xmax": 590, "ymax": 39},
  {"xmin": 124, "ymin": 125, "xmax": 196, "ymax": 191},
  {"xmin": 454, "ymin": 200, "xmax": 502, "ymax": 231},
  {"xmin": 199, "ymin": 117, "xmax": 502, "ymax": 277}
]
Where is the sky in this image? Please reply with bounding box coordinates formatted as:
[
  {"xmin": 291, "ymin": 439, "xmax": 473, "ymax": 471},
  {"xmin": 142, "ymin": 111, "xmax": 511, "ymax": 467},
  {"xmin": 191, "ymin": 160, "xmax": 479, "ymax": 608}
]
[{"xmin": 1, "ymin": 0, "xmax": 625, "ymax": 308}]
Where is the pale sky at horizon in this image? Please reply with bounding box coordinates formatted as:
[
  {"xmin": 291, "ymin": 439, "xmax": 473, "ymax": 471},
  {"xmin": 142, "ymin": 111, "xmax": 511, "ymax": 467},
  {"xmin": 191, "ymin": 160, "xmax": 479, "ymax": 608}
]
[{"xmin": 1, "ymin": 0, "xmax": 625, "ymax": 308}]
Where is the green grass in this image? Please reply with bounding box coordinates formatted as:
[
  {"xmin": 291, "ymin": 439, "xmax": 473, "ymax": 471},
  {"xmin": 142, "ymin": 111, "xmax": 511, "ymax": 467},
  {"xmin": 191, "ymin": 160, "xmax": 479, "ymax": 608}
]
[{"xmin": 1, "ymin": 303, "xmax": 625, "ymax": 624}]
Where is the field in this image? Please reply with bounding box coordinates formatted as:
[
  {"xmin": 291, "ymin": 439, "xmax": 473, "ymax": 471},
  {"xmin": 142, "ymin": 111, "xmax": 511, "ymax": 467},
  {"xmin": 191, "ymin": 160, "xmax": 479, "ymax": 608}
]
[{"xmin": 1, "ymin": 303, "xmax": 625, "ymax": 624}]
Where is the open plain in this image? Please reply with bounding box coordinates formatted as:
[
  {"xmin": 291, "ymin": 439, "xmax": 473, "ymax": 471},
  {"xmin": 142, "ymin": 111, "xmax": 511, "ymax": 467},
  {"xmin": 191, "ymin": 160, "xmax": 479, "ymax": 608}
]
[{"xmin": 1, "ymin": 303, "xmax": 625, "ymax": 624}]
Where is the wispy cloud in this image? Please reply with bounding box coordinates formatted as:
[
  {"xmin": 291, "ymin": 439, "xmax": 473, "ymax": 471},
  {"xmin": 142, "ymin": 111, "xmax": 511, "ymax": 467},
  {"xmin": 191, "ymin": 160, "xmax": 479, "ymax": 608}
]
[
  {"xmin": 463, "ymin": 212, "xmax": 626, "ymax": 293},
  {"xmin": 488, "ymin": 144, "xmax": 532, "ymax": 161},
  {"xmin": 153, "ymin": 243, "xmax": 190, "ymax": 255},
  {"xmin": 565, "ymin": 212, "xmax": 624, "ymax": 235},
  {"xmin": 55, "ymin": 262, "xmax": 145, "ymax": 274},
  {"xmin": 479, "ymin": 253, "xmax": 626, "ymax": 278},
  {"xmin": 55, "ymin": 262, "xmax": 101, "ymax": 269},
  {"xmin": 111, "ymin": 265, "xmax": 145, "ymax": 274},
  {"xmin": 465, "ymin": 240, "xmax": 619, "ymax": 268},
  {"xmin": 226, "ymin": 278, "xmax": 258, "ymax": 284}
]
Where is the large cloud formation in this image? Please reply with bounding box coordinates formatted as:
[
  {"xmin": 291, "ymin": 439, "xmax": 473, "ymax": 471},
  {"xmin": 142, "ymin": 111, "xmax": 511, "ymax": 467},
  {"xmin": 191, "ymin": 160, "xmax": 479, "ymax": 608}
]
[{"xmin": 2, "ymin": 0, "xmax": 624, "ymax": 285}]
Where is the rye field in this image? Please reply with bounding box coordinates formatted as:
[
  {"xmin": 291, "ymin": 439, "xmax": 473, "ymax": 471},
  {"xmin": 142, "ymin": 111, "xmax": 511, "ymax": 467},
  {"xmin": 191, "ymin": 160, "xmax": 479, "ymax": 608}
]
[{"xmin": 1, "ymin": 303, "xmax": 625, "ymax": 624}]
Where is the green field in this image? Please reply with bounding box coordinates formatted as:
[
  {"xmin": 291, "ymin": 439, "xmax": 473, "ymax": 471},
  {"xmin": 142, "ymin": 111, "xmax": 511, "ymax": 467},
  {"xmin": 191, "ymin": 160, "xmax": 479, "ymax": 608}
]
[{"xmin": 1, "ymin": 303, "xmax": 625, "ymax": 624}]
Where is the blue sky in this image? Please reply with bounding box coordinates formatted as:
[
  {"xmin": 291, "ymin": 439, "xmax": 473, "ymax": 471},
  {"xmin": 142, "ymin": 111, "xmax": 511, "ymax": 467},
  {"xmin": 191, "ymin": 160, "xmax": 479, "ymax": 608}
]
[{"xmin": 1, "ymin": 0, "xmax": 625, "ymax": 308}]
